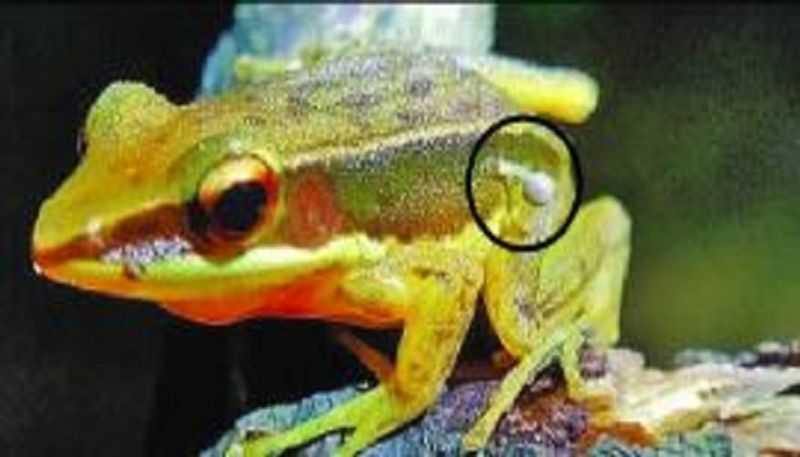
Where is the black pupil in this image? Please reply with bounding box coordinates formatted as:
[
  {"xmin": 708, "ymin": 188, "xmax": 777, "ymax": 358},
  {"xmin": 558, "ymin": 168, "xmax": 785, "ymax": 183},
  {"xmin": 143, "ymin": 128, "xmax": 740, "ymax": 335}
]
[{"xmin": 212, "ymin": 181, "xmax": 267, "ymax": 234}]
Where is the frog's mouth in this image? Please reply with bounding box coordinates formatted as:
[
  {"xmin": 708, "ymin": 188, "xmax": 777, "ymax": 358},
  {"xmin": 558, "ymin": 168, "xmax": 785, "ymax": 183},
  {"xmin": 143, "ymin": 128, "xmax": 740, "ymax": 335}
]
[
  {"xmin": 32, "ymin": 205, "xmax": 387, "ymax": 305},
  {"xmin": 33, "ymin": 231, "xmax": 196, "ymax": 301}
]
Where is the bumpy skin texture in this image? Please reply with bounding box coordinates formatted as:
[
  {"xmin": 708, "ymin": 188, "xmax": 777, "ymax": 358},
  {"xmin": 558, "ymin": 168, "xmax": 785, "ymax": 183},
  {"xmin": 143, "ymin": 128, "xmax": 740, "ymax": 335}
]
[{"xmin": 32, "ymin": 50, "xmax": 629, "ymax": 456}]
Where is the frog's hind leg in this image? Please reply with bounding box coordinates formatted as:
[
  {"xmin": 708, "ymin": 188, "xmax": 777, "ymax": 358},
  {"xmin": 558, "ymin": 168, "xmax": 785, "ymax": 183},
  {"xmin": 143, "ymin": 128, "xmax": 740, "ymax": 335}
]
[
  {"xmin": 331, "ymin": 327, "xmax": 394, "ymax": 383},
  {"xmin": 462, "ymin": 196, "xmax": 631, "ymax": 450},
  {"xmin": 231, "ymin": 245, "xmax": 483, "ymax": 457},
  {"xmin": 461, "ymin": 326, "xmax": 570, "ymax": 450},
  {"xmin": 467, "ymin": 54, "xmax": 599, "ymax": 124}
]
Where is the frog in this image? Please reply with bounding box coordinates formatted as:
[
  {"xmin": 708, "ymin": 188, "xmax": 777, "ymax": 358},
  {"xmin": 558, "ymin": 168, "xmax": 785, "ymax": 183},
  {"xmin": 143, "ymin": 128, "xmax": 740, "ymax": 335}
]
[{"xmin": 31, "ymin": 49, "xmax": 630, "ymax": 456}]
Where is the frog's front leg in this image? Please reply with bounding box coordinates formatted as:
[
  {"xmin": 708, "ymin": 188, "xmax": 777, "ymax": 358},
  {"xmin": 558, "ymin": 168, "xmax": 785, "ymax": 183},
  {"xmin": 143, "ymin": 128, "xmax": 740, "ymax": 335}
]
[
  {"xmin": 232, "ymin": 244, "xmax": 482, "ymax": 457},
  {"xmin": 463, "ymin": 196, "xmax": 631, "ymax": 450}
]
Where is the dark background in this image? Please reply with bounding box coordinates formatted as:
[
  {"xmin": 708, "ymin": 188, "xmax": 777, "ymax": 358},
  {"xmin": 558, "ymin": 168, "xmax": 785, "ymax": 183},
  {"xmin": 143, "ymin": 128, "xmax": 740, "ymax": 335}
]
[
  {"xmin": 2, "ymin": 6, "xmax": 380, "ymax": 456},
  {"xmin": 3, "ymin": 5, "xmax": 799, "ymax": 456}
]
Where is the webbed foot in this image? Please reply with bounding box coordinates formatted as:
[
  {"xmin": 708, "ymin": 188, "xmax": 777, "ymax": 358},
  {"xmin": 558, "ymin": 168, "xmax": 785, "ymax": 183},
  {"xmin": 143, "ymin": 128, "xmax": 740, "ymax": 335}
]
[{"xmin": 228, "ymin": 385, "xmax": 421, "ymax": 457}]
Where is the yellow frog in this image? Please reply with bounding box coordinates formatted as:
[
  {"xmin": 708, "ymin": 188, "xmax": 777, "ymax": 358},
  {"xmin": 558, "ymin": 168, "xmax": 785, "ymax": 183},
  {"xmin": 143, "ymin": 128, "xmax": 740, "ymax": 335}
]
[{"xmin": 32, "ymin": 50, "xmax": 630, "ymax": 456}]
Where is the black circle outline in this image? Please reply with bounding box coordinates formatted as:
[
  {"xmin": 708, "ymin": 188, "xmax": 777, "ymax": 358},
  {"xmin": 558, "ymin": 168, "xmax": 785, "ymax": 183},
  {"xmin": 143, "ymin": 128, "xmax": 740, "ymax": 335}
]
[{"xmin": 465, "ymin": 114, "xmax": 583, "ymax": 252}]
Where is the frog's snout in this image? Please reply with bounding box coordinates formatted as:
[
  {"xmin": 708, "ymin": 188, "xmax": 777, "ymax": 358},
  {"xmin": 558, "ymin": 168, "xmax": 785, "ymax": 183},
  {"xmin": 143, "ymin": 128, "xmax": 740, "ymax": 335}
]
[
  {"xmin": 31, "ymin": 200, "xmax": 64, "ymax": 278},
  {"xmin": 30, "ymin": 198, "xmax": 87, "ymax": 283},
  {"xmin": 31, "ymin": 191, "xmax": 122, "ymax": 288}
]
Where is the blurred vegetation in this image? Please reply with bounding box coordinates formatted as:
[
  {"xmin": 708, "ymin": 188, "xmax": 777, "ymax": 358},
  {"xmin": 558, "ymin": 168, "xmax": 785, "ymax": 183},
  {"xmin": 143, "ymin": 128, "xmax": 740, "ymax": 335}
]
[{"xmin": 495, "ymin": 5, "xmax": 800, "ymax": 364}]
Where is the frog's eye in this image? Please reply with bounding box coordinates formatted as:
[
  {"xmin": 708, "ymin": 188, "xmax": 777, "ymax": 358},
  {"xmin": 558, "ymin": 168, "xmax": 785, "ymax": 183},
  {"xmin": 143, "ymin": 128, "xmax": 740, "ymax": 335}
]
[{"xmin": 188, "ymin": 155, "xmax": 279, "ymax": 245}]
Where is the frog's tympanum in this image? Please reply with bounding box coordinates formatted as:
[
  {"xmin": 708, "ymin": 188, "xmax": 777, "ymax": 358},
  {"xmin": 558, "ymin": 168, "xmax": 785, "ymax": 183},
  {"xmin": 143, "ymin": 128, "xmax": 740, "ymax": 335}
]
[{"xmin": 32, "ymin": 50, "xmax": 630, "ymax": 456}]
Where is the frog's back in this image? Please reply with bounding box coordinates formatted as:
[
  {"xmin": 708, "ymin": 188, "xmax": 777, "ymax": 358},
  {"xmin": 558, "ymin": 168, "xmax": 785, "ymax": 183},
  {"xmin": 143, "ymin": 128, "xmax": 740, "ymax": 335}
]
[
  {"xmin": 194, "ymin": 50, "xmax": 511, "ymax": 243},
  {"xmin": 214, "ymin": 50, "xmax": 510, "ymax": 164}
]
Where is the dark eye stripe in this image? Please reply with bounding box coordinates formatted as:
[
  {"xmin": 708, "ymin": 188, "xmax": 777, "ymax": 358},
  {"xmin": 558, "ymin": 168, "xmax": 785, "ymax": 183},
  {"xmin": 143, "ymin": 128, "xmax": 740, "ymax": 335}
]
[{"xmin": 187, "ymin": 197, "xmax": 210, "ymax": 238}]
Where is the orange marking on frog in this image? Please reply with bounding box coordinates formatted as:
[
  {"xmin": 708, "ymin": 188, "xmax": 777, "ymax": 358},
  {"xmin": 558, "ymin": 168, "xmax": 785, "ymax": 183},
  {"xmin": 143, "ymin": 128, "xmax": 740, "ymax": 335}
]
[
  {"xmin": 160, "ymin": 268, "xmax": 401, "ymax": 328},
  {"xmin": 284, "ymin": 171, "xmax": 348, "ymax": 247}
]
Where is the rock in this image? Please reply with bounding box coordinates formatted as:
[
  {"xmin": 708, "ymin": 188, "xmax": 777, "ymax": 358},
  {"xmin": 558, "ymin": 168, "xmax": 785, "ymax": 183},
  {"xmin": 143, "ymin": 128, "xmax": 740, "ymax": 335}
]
[{"xmin": 204, "ymin": 341, "xmax": 800, "ymax": 456}]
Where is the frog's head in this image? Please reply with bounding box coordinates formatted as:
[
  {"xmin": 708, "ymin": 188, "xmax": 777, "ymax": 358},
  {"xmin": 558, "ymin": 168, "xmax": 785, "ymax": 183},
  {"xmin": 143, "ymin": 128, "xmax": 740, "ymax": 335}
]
[{"xmin": 32, "ymin": 82, "xmax": 383, "ymax": 324}]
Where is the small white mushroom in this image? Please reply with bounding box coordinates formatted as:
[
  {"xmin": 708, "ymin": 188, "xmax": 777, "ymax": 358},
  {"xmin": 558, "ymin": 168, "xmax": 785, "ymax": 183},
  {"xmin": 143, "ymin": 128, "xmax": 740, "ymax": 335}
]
[
  {"xmin": 494, "ymin": 158, "xmax": 556, "ymax": 206},
  {"xmin": 521, "ymin": 171, "xmax": 555, "ymax": 206}
]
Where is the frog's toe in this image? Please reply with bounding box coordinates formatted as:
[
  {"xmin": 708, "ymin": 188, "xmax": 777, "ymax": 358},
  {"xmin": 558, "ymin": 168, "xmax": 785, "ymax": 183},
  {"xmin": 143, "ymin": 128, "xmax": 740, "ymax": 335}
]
[
  {"xmin": 560, "ymin": 332, "xmax": 590, "ymax": 399},
  {"xmin": 225, "ymin": 431, "xmax": 285, "ymax": 457},
  {"xmin": 560, "ymin": 333, "xmax": 618, "ymax": 414}
]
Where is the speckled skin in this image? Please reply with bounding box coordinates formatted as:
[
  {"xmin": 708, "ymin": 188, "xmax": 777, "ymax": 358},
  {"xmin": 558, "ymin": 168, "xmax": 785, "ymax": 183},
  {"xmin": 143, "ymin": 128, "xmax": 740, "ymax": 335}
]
[
  {"xmin": 34, "ymin": 52, "xmax": 509, "ymax": 253},
  {"xmin": 209, "ymin": 51, "xmax": 516, "ymax": 245},
  {"xmin": 32, "ymin": 49, "xmax": 630, "ymax": 456}
]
